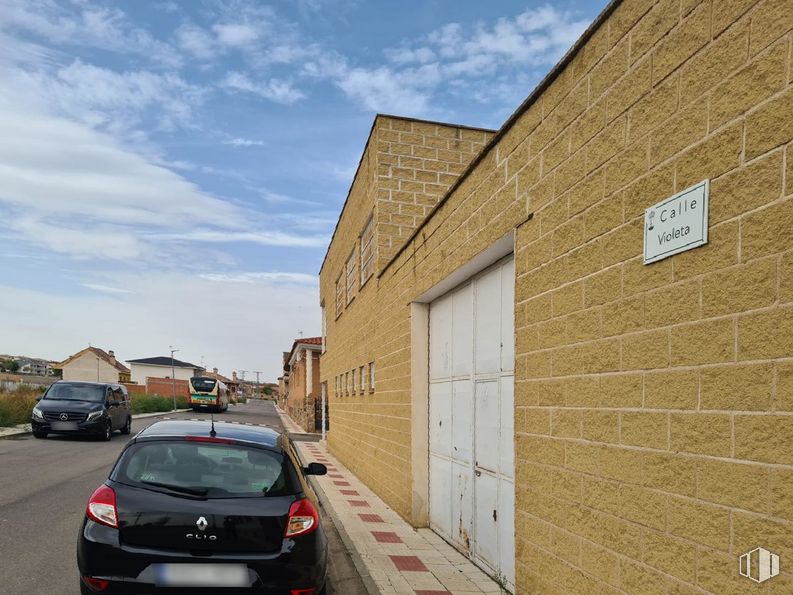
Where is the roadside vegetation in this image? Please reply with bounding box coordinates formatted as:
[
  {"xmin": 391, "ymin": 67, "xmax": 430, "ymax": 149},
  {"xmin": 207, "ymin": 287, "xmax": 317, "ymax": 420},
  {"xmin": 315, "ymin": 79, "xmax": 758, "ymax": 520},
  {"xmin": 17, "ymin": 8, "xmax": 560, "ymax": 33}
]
[
  {"xmin": 0, "ymin": 385, "xmax": 40, "ymax": 426},
  {"xmin": 130, "ymin": 393, "xmax": 189, "ymax": 414},
  {"xmin": 0, "ymin": 388, "xmax": 191, "ymax": 426}
]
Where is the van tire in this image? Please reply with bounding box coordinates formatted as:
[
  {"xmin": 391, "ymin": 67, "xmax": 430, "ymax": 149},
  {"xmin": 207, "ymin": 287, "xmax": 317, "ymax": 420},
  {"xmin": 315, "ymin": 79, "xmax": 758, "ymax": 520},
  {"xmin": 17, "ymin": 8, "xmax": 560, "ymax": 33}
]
[
  {"xmin": 33, "ymin": 430, "xmax": 47, "ymax": 439},
  {"xmin": 121, "ymin": 417, "xmax": 131, "ymax": 435}
]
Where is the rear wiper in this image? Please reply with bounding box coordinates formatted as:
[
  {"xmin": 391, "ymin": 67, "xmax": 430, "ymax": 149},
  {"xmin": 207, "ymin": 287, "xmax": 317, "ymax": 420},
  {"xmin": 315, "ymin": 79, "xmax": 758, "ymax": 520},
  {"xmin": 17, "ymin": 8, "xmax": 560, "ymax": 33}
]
[{"xmin": 141, "ymin": 480, "xmax": 208, "ymax": 496}]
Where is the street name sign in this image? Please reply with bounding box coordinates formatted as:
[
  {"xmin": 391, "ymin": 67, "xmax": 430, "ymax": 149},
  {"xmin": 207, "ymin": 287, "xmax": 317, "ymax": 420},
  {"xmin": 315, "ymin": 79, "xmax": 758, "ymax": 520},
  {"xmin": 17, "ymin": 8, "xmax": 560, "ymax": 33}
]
[{"xmin": 643, "ymin": 179, "xmax": 709, "ymax": 264}]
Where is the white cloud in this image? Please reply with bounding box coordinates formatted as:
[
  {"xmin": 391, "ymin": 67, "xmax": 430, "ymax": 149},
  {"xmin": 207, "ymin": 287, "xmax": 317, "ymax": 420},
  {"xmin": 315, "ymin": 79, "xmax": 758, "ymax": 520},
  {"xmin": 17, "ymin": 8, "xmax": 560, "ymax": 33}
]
[
  {"xmin": 319, "ymin": 4, "xmax": 590, "ymax": 115},
  {"xmin": 0, "ymin": 0, "xmax": 181, "ymax": 68},
  {"xmin": 222, "ymin": 71, "xmax": 304, "ymax": 104},
  {"xmin": 82, "ymin": 283, "xmax": 134, "ymax": 294},
  {"xmin": 200, "ymin": 271, "xmax": 317, "ymax": 284},
  {"xmin": 151, "ymin": 229, "xmax": 327, "ymax": 248},
  {"xmin": 385, "ymin": 46, "xmax": 436, "ymax": 65},
  {"xmin": 41, "ymin": 59, "xmax": 206, "ymax": 132},
  {"xmin": 213, "ymin": 23, "xmax": 259, "ymax": 47},
  {"xmin": 175, "ymin": 24, "xmax": 216, "ymax": 59},
  {"xmin": 223, "ymin": 137, "xmax": 266, "ymax": 147},
  {"xmin": 335, "ymin": 66, "xmax": 431, "ymax": 114}
]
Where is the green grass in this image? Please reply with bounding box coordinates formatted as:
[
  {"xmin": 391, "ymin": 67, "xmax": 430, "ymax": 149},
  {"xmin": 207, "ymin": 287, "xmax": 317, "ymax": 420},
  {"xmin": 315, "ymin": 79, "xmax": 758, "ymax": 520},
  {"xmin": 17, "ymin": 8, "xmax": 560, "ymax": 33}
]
[{"xmin": 130, "ymin": 393, "xmax": 189, "ymax": 414}]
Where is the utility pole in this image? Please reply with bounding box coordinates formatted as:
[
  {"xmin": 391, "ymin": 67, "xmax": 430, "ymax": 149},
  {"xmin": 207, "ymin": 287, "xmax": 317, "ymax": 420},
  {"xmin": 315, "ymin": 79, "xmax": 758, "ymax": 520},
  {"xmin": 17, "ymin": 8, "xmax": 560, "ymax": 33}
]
[
  {"xmin": 169, "ymin": 346, "xmax": 179, "ymax": 411},
  {"xmin": 253, "ymin": 371, "xmax": 262, "ymax": 399}
]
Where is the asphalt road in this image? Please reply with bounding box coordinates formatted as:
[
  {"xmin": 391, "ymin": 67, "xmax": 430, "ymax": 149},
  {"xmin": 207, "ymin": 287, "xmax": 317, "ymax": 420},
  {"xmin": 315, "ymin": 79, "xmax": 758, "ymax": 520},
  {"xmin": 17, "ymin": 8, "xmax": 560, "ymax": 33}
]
[{"xmin": 0, "ymin": 399, "xmax": 366, "ymax": 595}]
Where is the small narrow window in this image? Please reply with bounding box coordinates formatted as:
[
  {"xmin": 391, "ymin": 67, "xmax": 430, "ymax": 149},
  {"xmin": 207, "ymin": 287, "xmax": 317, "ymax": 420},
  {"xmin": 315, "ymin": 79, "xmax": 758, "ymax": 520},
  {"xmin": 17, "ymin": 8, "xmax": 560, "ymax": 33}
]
[
  {"xmin": 369, "ymin": 361, "xmax": 375, "ymax": 392},
  {"xmin": 352, "ymin": 368, "xmax": 357, "ymax": 394},
  {"xmin": 346, "ymin": 250, "xmax": 357, "ymax": 304},
  {"xmin": 360, "ymin": 215, "xmax": 374, "ymax": 286},
  {"xmin": 360, "ymin": 365, "xmax": 366, "ymax": 393},
  {"xmin": 335, "ymin": 274, "xmax": 344, "ymax": 319}
]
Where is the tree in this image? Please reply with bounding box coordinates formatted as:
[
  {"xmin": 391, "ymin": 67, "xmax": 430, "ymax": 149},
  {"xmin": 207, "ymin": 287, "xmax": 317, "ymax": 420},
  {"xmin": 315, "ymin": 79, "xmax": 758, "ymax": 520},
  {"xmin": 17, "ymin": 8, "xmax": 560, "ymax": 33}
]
[{"xmin": 0, "ymin": 359, "xmax": 19, "ymax": 372}]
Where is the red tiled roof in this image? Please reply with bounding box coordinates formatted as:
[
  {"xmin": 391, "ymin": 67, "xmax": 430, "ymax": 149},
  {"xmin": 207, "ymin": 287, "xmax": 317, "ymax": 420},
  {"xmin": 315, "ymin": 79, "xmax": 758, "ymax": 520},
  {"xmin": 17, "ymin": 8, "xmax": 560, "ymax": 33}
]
[
  {"xmin": 55, "ymin": 347, "xmax": 130, "ymax": 374},
  {"xmin": 297, "ymin": 337, "xmax": 322, "ymax": 345}
]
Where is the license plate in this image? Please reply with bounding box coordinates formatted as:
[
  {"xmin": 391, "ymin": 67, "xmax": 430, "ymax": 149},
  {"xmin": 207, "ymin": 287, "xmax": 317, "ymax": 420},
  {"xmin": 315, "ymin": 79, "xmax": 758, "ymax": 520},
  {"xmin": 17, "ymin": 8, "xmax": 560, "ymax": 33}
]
[
  {"xmin": 154, "ymin": 563, "xmax": 249, "ymax": 587},
  {"xmin": 50, "ymin": 421, "xmax": 78, "ymax": 431}
]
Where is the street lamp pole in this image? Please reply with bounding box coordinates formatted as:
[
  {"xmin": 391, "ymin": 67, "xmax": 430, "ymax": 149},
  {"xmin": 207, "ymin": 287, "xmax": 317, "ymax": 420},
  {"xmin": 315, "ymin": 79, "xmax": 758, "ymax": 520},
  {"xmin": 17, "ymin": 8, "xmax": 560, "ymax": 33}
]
[{"xmin": 169, "ymin": 346, "xmax": 179, "ymax": 411}]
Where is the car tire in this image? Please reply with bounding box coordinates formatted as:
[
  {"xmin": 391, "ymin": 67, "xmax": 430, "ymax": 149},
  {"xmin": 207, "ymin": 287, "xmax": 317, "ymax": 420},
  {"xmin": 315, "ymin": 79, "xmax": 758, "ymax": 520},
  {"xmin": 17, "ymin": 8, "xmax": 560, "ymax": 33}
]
[
  {"xmin": 102, "ymin": 420, "xmax": 112, "ymax": 441},
  {"xmin": 33, "ymin": 430, "xmax": 47, "ymax": 439},
  {"xmin": 121, "ymin": 416, "xmax": 131, "ymax": 435}
]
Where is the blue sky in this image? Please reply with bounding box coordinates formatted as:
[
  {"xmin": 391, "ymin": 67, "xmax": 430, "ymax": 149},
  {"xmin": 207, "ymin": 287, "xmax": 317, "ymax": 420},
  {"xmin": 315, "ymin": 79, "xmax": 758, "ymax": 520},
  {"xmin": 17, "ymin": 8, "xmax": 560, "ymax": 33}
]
[{"xmin": 0, "ymin": 0, "xmax": 607, "ymax": 378}]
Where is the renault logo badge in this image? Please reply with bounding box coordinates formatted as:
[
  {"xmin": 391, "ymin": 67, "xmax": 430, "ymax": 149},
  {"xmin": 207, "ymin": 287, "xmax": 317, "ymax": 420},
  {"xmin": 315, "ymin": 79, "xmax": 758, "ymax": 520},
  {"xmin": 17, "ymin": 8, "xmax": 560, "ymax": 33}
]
[{"xmin": 196, "ymin": 516, "xmax": 208, "ymax": 531}]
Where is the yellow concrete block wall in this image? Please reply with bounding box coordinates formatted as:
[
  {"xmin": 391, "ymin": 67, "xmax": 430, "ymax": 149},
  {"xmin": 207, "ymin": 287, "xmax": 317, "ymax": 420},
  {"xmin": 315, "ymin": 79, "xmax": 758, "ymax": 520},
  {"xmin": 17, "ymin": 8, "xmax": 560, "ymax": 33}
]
[
  {"xmin": 322, "ymin": 0, "xmax": 793, "ymax": 592},
  {"xmin": 320, "ymin": 116, "xmax": 494, "ymax": 518}
]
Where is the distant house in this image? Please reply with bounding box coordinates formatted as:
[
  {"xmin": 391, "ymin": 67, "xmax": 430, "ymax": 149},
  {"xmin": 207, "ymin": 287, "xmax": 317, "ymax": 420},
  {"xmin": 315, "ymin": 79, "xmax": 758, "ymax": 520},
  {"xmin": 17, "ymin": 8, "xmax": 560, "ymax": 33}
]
[
  {"xmin": 125, "ymin": 356, "xmax": 203, "ymax": 384},
  {"xmin": 203, "ymin": 367, "xmax": 241, "ymax": 396},
  {"xmin": 54, "ymin": 347, "xmax": 131, "ymax": 383},
  {"xmin": 282, "ymin": 337, "xmax": 323, "ymax": 432},
  {"xmin": 16, "ymin": 357, "xmax": 56, "ymax": 376}
]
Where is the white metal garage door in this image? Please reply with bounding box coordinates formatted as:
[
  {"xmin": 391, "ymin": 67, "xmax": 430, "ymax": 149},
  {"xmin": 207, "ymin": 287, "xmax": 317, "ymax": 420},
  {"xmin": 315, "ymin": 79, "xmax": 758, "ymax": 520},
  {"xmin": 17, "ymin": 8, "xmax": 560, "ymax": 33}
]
[{"xmin": 428, "ymin": 256, "xmax": 515, "ymax": 591}]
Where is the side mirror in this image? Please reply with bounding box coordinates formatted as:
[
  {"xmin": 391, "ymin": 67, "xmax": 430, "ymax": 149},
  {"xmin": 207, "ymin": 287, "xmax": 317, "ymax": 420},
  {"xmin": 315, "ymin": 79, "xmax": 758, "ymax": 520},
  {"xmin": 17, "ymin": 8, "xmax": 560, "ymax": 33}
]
[
  {"xmin": 36, "ymin": 395, "xmax": 43, "ymax": 402},
  {"xmin": 108, "ymin": 400, "xmax": 119, "ymax": 407},
  {"xmin": 304, "ymin": 462, "xmax": 327, "ymax": 476}
]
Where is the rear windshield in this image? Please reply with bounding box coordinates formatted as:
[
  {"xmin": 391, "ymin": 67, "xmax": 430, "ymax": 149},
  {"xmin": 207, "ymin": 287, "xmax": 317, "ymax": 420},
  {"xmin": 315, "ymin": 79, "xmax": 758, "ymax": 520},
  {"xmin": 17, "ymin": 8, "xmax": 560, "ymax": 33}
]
[
  {"xmin": 44, "ymin": 383, "xmax": 105, "ymax": 402},
  {"xmin": 191, "ymin": 378, "xmax": 216, "ymax": 392},
  {"xmin": 115, "ymin": 441, "xmax": 299, "ymax": 499}
]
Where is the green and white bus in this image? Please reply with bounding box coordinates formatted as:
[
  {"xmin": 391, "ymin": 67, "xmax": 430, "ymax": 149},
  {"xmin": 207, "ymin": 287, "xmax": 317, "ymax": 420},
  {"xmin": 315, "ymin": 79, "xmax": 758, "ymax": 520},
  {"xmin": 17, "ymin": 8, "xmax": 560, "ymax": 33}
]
[{"xmin": 188, "ymin": 376, "xmax": 229, "ymax": 413}]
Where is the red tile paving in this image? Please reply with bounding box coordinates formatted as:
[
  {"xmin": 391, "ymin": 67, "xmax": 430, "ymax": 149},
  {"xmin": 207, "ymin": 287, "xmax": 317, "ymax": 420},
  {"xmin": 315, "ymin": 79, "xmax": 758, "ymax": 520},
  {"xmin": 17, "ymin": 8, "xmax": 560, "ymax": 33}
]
[
  {"xmin": 328, "ymin": 474, "xmax": 343, "ymax": 478},
  {"xmin": 348, "ymin": 500, "xmax": 369, "ymax": 507},
  {"xmin": 371, "ymin": 531, "xmax": 402, "ymax": 544},
  {"xmin": 333, "ymin": 481, "xmax": 350, "ymax": 486},
  {"xmin": 358, "ymin": 513, "xmax": 384, "ymax": 523},
  {"xmin": 340, "ymin": 489, "xmax": 359, "ymax": 495},
  {"xmin": 389, "ymin": 555, "xmax": 428, "ymax": 572},
  {"xmin": 415, "ymin": 591, "xmax": 451, "ymax": 595}
]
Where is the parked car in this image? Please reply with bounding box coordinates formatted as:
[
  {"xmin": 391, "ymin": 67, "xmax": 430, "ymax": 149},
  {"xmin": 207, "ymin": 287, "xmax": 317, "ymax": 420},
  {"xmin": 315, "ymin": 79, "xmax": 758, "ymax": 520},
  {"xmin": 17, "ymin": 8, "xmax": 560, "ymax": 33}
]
[
  {"xmin": 77, "ymin": 419, "xmax": 328, "ymax": 594},
  {"xmin": 31, "ymin": 381, "xmax": 131, "ymax": 441}
]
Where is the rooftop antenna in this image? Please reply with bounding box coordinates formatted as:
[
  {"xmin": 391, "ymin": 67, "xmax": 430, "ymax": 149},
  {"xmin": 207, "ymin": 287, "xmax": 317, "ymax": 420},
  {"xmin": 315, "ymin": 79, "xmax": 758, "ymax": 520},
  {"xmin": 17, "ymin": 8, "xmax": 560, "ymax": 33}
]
[{"xmin": 210, "ymin": 413, "xmax": 216, "ymax": 437}]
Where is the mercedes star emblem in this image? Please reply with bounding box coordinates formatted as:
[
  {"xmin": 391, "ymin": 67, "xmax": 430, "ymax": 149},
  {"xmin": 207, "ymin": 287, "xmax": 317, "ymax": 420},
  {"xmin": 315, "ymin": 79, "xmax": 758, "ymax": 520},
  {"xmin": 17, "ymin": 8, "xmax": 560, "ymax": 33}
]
[
  {"xmin": 196, "ymin": 516, "xmax": 208, "ymax": 531},
  {"xmin": 59, "ymin": 413, "xmax": 68, "ymax": 421}
]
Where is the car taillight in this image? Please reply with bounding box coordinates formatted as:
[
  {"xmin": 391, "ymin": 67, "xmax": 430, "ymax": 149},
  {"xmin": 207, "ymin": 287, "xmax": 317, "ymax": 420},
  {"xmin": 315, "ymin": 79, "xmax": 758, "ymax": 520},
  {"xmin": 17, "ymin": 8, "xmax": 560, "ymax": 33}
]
[
  {"xmin": 86, "ymin": 484, "xmax": 117, "ymax": 528},
  {"xmin": 285, "ymin": 498, "xmax": 318, "ymax": 538},
  {"xmin": 81, "ymin": 576, "xmax": 109, "ymax": 591}
]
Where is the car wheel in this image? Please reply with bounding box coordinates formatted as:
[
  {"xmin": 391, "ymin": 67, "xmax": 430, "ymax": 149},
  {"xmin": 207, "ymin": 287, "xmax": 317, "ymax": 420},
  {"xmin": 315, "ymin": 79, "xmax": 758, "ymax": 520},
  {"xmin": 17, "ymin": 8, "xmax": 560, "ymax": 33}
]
[
  {"xmin": 121, "ymin": 416, "xmax": 131, "ymax": 435},
  {"xmin": 102, "ymin": 420, "xmax": 112, "ymax": 441},
  {"xmin": 33, "ymin": 430, "xmax": 47, "ymax": 439}
]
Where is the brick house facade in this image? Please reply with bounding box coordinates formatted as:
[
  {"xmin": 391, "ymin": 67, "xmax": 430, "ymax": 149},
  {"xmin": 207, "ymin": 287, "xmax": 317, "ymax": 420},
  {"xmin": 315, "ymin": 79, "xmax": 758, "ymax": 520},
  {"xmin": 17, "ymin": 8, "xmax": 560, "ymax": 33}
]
[
  {"xmin": 283, "ymin": 338, "xmax": 323, "ymax": 432},
  {"xmin": 320, "ymin": 0, "xmax": 793, "ymax": 592}
]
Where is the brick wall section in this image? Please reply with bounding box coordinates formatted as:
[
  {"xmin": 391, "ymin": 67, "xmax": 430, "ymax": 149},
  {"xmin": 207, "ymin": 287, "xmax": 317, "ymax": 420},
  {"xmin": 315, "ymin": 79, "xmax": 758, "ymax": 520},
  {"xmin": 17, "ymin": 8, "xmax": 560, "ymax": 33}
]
[
  {"xmin": 322, "ymin": 0, "xmax": 793, "ymax": 592},
  {"xmin": 146, "ymin": 377, "xmax": 189, "ymax": 398},
  {"xmin": 375, "ymin": 118, "xmax": 494, "ymax": 269},
  {"xmin": 122, "ymin": 383, "xmax": 145, "ymax": 395}
]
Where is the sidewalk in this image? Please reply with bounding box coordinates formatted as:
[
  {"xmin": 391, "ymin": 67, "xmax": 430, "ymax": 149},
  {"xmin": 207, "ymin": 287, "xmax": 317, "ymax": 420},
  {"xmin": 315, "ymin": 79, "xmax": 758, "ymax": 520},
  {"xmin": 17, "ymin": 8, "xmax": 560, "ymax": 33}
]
[
  {"xmin": 275, "ymin": 407, "xmax": 506, "ymax": 595},
  {"xmin": 0, "ymin": 408, "xmax": 192, "ymax": 439}
]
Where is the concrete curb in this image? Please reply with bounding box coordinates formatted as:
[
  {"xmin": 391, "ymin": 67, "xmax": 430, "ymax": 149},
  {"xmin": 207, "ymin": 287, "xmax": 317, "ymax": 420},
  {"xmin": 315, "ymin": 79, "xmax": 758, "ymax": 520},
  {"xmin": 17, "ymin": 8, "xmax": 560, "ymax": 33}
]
[
  {"xmin": 0, "ymin": 408, "xmax": 192, "ymax": 440},
  {"xmin": 274, "ymin": 407, "xmax": 379, "ymax": 595}
]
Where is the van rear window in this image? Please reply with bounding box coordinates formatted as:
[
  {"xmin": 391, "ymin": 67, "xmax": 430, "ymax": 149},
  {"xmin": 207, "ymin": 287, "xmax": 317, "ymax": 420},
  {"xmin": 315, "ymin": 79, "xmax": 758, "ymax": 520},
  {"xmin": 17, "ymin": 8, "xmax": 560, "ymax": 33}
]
[{"xmin": 116, "ymin": 441, "xmax": 299, "ymax": 498}]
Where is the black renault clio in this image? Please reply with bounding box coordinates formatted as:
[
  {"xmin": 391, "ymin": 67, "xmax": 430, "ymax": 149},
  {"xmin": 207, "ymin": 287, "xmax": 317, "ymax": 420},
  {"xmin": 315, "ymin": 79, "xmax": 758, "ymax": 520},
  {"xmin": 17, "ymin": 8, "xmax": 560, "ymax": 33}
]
[
  {"xmin": 77, "ymin": 420, "xmax": 328, "ymax": 594},
  {"xmin": 32, "ymin": 381, "xmax": 132, "ymax": 440}
]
